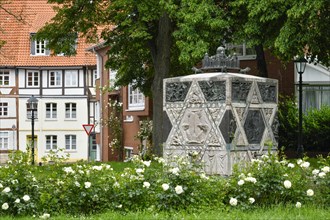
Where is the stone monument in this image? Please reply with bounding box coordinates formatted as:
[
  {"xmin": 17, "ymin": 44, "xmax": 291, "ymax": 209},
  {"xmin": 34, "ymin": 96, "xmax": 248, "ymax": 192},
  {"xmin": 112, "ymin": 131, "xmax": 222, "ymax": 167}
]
[{"xmin": 163, "ymin": 46, "xmax": 278, "ymax": 175}]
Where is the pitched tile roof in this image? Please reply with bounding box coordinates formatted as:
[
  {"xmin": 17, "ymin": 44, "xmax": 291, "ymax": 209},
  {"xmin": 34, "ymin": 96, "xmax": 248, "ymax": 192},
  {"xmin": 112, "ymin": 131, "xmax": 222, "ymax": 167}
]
[{"xmin": 0, "ymin": 0, "xmax": 96, "ymax": 67}]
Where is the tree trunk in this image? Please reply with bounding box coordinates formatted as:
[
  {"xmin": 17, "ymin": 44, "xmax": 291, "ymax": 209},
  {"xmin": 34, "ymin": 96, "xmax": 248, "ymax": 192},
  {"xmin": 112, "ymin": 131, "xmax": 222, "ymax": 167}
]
[
  {"xmin": 255, "ymin": 44, "xmax": 268, "ymax": 78},
  {"xmin": 151, "ymin": 12, "xmax": 172, "ymax": 156}
]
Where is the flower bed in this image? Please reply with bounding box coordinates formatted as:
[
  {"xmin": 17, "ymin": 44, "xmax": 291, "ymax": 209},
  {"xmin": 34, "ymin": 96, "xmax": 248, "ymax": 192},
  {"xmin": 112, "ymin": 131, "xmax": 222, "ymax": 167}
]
[{"xmin": 0, "ymin": 151, "xmax": 329, "ymax": 218}]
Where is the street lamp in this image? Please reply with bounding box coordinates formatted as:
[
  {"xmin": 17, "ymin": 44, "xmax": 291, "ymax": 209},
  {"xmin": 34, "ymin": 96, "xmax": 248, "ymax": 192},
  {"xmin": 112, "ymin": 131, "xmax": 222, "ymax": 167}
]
[
  {"xmin": 27, "ymin": 95, "xmax": 38, "ymax": 165},
  {"xmin": 294, "ymin": 57, "xmax": 307, "ymax": 158}
]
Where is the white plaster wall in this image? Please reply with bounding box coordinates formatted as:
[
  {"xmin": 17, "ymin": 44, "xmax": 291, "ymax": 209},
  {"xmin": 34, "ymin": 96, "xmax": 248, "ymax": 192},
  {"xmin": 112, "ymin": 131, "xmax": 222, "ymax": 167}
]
[{"xmin": 18, "ymin": 97, "xmax": 89, "ymax": 161}]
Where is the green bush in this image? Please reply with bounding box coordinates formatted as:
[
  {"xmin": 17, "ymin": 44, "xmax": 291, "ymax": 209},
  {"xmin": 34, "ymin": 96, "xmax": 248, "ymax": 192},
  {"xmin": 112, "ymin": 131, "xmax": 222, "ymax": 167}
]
[
  {"xmin": 304, "ymin": 106, "xmax": 330, "ymax": 152},
  {"xmin": 0, "ymin": 151, "xmax": 330, "ymax": 218},
  {"xmin": 278, "ymin": 96, "xmax": 298, "ymax": 151}
]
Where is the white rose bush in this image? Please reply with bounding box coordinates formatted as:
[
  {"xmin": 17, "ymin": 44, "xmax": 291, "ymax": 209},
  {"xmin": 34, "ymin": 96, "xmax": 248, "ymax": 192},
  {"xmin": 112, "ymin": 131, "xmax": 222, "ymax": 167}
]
[{"xmin": 0, "ymin": 151, "xmax": 329, "ymax": 217}]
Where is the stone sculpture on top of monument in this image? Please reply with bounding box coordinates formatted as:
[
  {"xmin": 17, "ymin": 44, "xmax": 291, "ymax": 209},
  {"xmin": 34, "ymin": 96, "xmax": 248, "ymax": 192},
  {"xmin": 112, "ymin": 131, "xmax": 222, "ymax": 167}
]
[{"xmin": 163, "ymin": 46, "xmax": 279, "ymax": 175}]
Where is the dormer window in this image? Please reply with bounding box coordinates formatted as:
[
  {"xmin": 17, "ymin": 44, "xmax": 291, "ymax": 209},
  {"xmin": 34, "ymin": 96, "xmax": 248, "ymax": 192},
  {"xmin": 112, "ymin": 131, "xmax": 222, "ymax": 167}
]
[{"xmin": 30, "ymin": 33, "xmax": 50, "ymax": 56}]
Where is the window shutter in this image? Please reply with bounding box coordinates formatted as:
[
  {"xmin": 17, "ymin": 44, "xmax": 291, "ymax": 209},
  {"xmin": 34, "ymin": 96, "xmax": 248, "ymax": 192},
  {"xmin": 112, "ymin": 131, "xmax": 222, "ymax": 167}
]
[{"xmin": 30, "ymin": 34, "xmax": 36, "ymax": 55}]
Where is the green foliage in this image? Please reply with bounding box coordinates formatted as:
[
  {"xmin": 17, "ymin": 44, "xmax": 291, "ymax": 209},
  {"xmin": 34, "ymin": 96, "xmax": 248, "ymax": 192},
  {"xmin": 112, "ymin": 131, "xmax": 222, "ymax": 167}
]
[
  {"xmin": 303, "ymin": 106, "xmax": 330, "ymax": 152},
  {"xmin": 1, "ymin": 150, "xmax": 330, "ymax": 218},
  {"xmin": 278, "ymin": 96, "xmax": 298, "ymax": 150}
]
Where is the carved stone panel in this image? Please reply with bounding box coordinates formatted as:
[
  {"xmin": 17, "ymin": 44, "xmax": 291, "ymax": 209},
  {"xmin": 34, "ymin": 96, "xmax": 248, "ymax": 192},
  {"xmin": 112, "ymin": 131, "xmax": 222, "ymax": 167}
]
[
  {"xmin": 219, "ymin": 110, "xmax": 237, "ymax": 144},
  {"xmin": 244, "ymin": 110, "xmax": 265, "ymax": 144},
  {"xmin": 198, "ymin": 80, "xmax": 226, "ymax": 101},
  {"xmin": 163, "ymin": 111, "xmax": 172, "ymax": 143},
  {"xmin": 258, "ymin": 82, "xmax": 277, "ymax": 103},
  {"xmin": 180, "ymin": 109, "xmax": 210, "ymax": 144},
  {"xmin": 166, "ymin": 82, "xmax": 191, "ymax": 102},
  {"xmin": 271, "ymin": 113, "xmax": 279, "ymax": 144},
  {"xmin": 232, "ymin": 81, "xmax": 252, "ymax": 102}
]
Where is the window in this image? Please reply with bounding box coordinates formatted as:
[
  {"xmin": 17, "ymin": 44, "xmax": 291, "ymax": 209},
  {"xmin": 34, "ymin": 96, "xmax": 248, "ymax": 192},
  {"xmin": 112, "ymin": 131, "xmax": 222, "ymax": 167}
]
[
  {"xmin": 46, "ymin": 103, "xmax": 57, "ymax": 119},
  {"xmin": 26, "ymin": 103, "xmax": 38, "ymax": 119},
  {"xmin": 302, "ymin": 85, "xmax": 330, "ymax": 112},
  {"xmin": 65, "ymin": 70, "xmax": 78, "ymax": 87},
  {"xmin": 65, "ymin": 103, "xmax": 76, "ymax": 119},
  {"xmin": 30, "ymin": 33, "xmax": 50, "ymax": 56},
  {"xmin": 0, "ymin": 132, "xmax": 9, "ymax": 150},
  {"xmin": 49, "ymin": 71, "xmax": 62, "ymax": 87},
  {"xmin": 65, "ymin": 135, "xmax": 77, "ymax": 150},
  {"xmin": 27, "ymin": 71, "xmax": 39, "ymax": 87},
  {"xmin": 124, "ymin": 146, "xmax": 134, "ymax": 161},
  {"xmin": 93, "ymin": 69, "xmax": 98, "ymax": 87},
  {"xmin": 0, "ymin": 102, "xmax": 8, "ymax": 116},
  {"xmin": 128, "ymin": 84, "xmax": 145, "ymax": 110},
  {"xmin": 46, "ymin": 135, "xmax": 57, "ymax": 150},
  {"xmin": 226, "ymin": 43, "xmax": 256, "ymax": 59},
  {"xmin": 0, "ymin": 70, "xmax": 9, "ymax": 86}
]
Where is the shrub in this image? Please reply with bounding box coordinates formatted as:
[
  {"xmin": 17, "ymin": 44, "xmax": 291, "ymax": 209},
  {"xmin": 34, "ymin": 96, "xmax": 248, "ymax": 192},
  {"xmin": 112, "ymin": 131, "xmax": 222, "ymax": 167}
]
[{"xmin": 303, "ymin": 106, "xmax": 330, "ymax": 152}]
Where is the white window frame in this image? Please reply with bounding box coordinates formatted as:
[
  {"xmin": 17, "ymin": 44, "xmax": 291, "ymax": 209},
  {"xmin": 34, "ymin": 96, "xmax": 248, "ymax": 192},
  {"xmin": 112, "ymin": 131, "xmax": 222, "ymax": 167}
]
[
  {"xmin": 128, "ymin": 84, "xmax": 145, "ymax": 110},
  {"xmin": 0, "ymin": 102, "xmax": 8, "ymax": 117},
  {"xmin": 0, "ymin": 70, "xmax": 10, "ymax": 86},
  {"xmin": 49, "ymin": 71, "xmax": 62, "ymax": 87},
  {"xmin": 46, "ymin": 103, "xmax": 57, "ymax": 119},
  {"xmin": 93, "ymin": 69, "xmax": 98, "ymax": 87},
  {"xmin": 226, "ymin": 43, "xmax": 256, "ymax": 60},
  {"xmin": 65, "ymin": 70, "xmax": 78, "ymax": 87},
  {"xmin": 65, "ymin": 103, "xmax": 77, "ymax": 119},
  {"xmin": 35, "ymin": 40, "xmax": 47, "ymax": 55},
  {"xmin": 46, "ymin": 135, "xmax": 57, "ymax": 150},
  {"xmin": 27, "ymin": 71, "xmax": 39, "ymax": 87},
  {"xmin": 0, "ymin": 132, "xmax": 9, "ymax": 150},
  {"xmin": 65, "ymin": 135, "xmax": 77, "ymax": 150}
]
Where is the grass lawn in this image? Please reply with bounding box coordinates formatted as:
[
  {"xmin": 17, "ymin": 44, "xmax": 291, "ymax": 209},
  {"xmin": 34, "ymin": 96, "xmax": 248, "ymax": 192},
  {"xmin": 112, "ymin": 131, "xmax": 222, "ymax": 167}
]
[{"xmin": 2, "ymin": 205, "xmax": 329, "ymax": 220}]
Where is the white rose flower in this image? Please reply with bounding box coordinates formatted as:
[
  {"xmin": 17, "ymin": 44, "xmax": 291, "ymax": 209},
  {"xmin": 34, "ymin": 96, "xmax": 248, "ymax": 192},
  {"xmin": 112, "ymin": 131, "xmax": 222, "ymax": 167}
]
[
  {"xmin": 1, "ymin": 202, "xmax": 9, "ymax": 210},
  {"xmin": 40, "ymin": 213, "xmax": 51, "ymax": 219},
  {"xmin": 14, "ymin": 199, "xmax": 20, "ymax": 203},
  {"xmin": 245, "ymin": 177, "xmax": 257, "ymax": 184},
  {"xmin": 162, "ymin": 183, "xmax": 170, "ymax": 191},
  {"xmin": 296, "ymin": 202, "xmax": 302, "ymax": 208},
  {"xmin": 170, "ymin": 167, "xmax": 180, "ymax": 175},
  {"xmin": 143, "ymin": 160, "xmax": 151, "ymax": 167},
  {"xmin": 284, "ymin": 180, "xmax": 292, "ymax": 189},
  {"xmin": 23, "ymin": 195, "xmax": 30, "ymax": 202},
  {"xmin": 297, "ymin": 159, "xmax": 303, "ymax": 165},
  {"xmin": 63, "ymin": 167, "xmax": 75, "ymax": 174},
  {"xmin": 238, "ymin": 180, "xmax": 245, "ymax": 186},
  {"xmin": 92, "ymin": 166, "xmax": 102, "ymax": 171},
  {"xmin": 143, "ymin": 181, "xmax": 150, "ymax": 189},
  {"xmin": 287, "ymin": 163, "xmax": 295, "ymax": 168},
  {"xmin": 312, "ymin": 169, "xmax": 320, "ymax": 175},
  {"xmin": 0, "ymin": 183, "xmax": 3, "ymax": 188},
  {"xmin": 321, "ymin": 166, "xmax": 330, "ymax": 173},
  {"xmin": 248, "ymin": 197, "xmax": 255, "ymax": 204},
  {"xmin": 306, "ymin": 189, "xmax": 314, "ymax": 196},
  {"xmin": 84, "ymin": 182, "xmax": 91, "ymax": 189},
  {"xmin": 300, "ymin": 161, "xmax": 310, "ymax": 168},
  {"xmin": 175, "ymin": 185, "xmax": 184, "ymax": 194},
  {"xmin": 318, "ymin": 172, "xmax": 326, "ymax": 178},
  {"xmin": 229, "ymin": 198, "xmax": 238, "ymax": 206},
  {"xmin": 75, "ymin": 181, "xmax": 80, "ymax": 187},
  {"xmin": 2, "ymin": 187, "xmax": 10, "ymax": 193},
  {"xmin": 113, "ymin": 182, "xmax": 120, "ymax": 188},
  {"xmin": 136, "ymin": 168, "xmax": 144, "ymax": 174}
]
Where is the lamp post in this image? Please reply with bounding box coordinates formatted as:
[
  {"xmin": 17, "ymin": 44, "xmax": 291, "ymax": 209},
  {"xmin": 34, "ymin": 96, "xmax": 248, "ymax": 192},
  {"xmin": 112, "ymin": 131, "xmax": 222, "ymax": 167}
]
[
  {"xmin": 294, "ymin": 57, "xmax": 307, "ymax": 158},
  {"xmin": 27, "ymin": 95, "xmax": 38, "ymax": 165}
]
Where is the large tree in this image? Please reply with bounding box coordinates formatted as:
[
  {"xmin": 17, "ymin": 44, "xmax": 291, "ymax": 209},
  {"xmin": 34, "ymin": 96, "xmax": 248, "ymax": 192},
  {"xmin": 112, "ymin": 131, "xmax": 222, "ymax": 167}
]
[
  {"xmin": 36, "ymin": 0, "xmax": 229, "ymax": 155},
  {"xmin": 230, "ymin": 0, "xmax": 330, "ymax": 67},
  {"xmin": 36, "ymin": 0, "xmax": 330, "ymax": 156}
]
